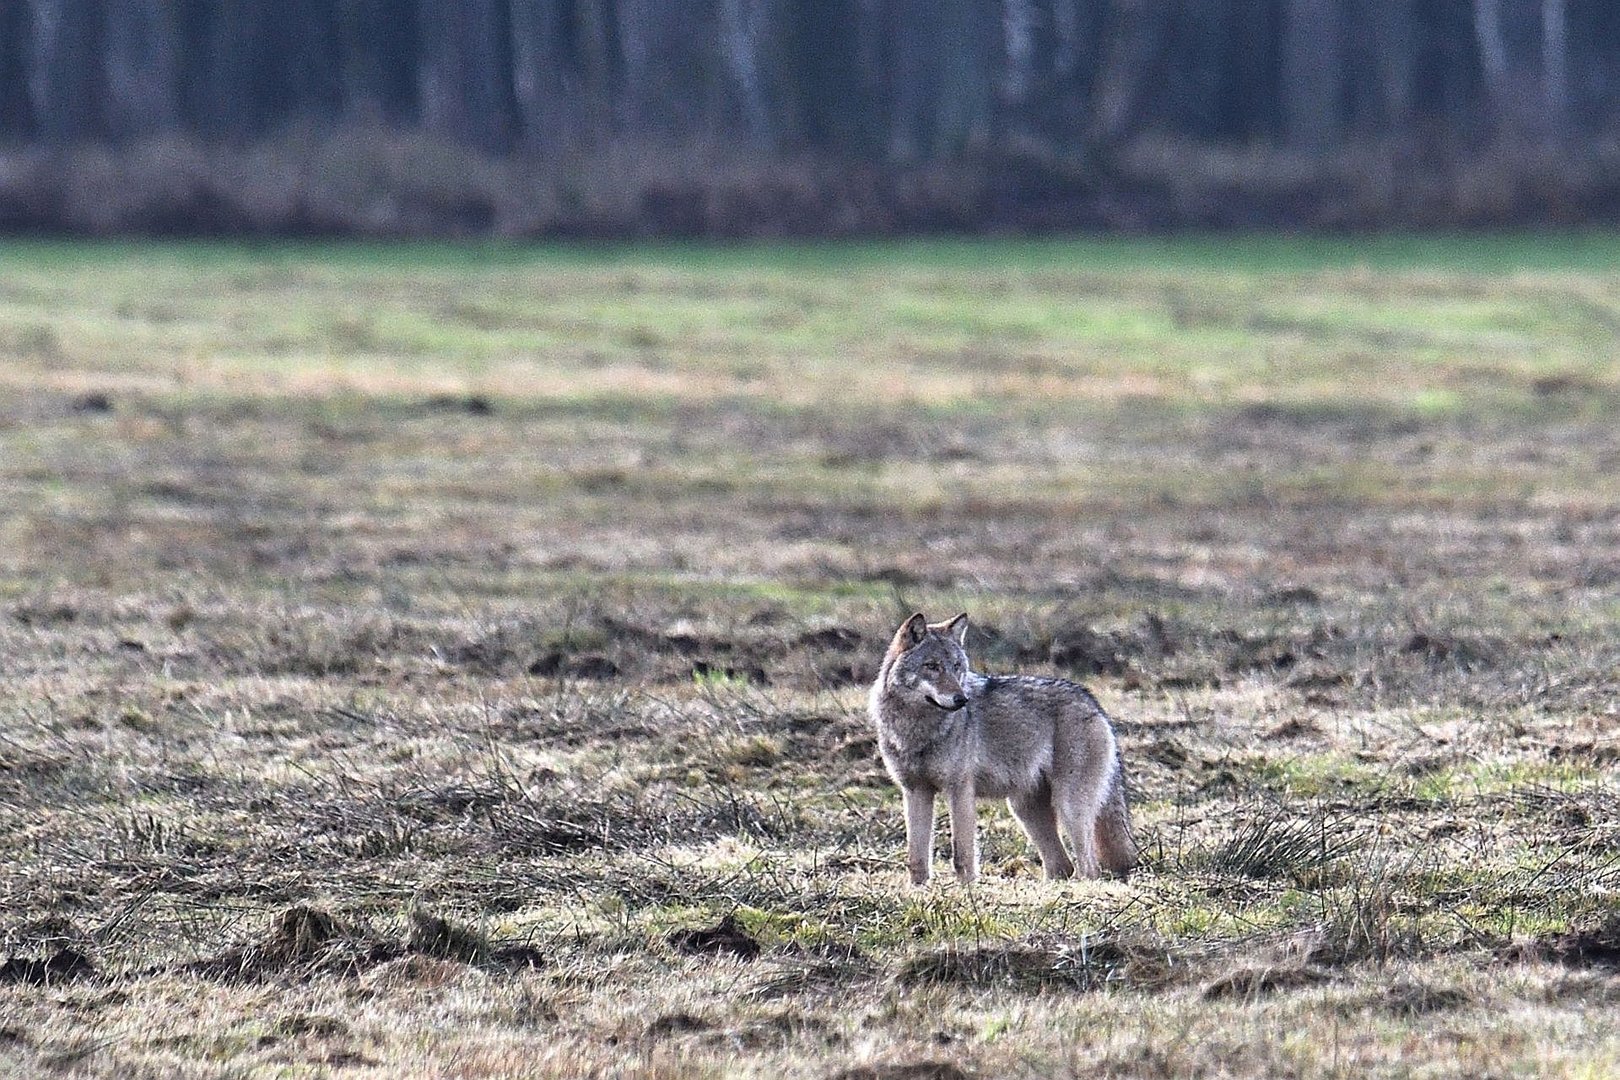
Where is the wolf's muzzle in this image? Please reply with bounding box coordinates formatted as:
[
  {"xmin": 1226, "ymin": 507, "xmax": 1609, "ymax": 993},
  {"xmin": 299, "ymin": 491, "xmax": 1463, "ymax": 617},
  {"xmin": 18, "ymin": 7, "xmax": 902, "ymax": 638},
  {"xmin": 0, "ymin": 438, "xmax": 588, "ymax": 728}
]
[{"xmin": 930, "ymin": 694, "xmax": 969, "ymax": 712}]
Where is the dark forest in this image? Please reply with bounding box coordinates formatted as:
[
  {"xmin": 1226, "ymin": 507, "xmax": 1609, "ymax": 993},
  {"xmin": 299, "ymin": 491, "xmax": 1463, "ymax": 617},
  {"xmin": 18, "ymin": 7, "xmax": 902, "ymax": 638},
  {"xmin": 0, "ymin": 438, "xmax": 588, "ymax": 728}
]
[{"xmin": 3, "ymin": 0, "xmax": 1618, "ymax": 236}]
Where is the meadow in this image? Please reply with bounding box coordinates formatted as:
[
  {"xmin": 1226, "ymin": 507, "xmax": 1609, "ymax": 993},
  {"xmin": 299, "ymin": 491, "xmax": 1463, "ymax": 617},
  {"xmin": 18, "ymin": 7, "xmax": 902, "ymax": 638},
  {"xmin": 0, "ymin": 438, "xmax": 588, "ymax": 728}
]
[{"xmin": 2, "ymin": 234, "xmax": 1620, "ymax": 1077}]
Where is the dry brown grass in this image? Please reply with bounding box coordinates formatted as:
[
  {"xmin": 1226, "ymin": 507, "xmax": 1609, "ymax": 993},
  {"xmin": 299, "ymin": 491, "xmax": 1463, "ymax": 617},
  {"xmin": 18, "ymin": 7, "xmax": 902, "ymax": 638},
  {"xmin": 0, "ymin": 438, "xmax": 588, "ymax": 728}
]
[{"xmin": 2, "ymin": 239, "xmax": 1620, "ymax": 1076}]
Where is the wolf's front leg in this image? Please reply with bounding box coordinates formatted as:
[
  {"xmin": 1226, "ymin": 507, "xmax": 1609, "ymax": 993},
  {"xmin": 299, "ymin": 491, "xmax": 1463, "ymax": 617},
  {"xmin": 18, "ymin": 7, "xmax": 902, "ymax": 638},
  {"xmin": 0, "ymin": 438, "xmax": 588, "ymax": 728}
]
[
  {"xmin": 902, "ymin": 785, "xmax": 936, "ymax": 886},
  {"xmin": 946, "ymin": 784, "xmax": 979, "ymax": 885}
]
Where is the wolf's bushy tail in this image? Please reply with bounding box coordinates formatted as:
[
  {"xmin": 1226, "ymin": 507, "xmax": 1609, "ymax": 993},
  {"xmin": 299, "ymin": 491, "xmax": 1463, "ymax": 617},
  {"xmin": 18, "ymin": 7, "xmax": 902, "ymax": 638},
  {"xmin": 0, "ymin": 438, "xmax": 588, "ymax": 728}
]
[{"xmin": 1094, "ymin": 768, "xmax": 1138, "ymax": 876}]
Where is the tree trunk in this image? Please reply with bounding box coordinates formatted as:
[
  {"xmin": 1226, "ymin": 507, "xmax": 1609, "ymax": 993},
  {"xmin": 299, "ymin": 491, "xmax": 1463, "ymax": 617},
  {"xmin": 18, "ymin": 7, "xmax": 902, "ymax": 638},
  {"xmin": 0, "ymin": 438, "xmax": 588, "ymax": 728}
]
[
  {"xmin": 1472, "ymin": 0, "xmax": 1512, "ymax": 135},
  {"xmin": 1091, "ymin": 0, "xmax": 1173, "ymax": 146},
  {"xmin": 719, "ymin": 0, "xmax": 771, "ymax": 141},
  {"xmin": 509, "ymin": 0, "xmax": 574, "ymax": 147},
  {"xmin": 884, "ymin": 0, "xmax": 994, "ymax": 161},
  {"xmin": 1361, "ymin": 0, "xmax": 1415, "ymax": 132},
  {"xmin": 335, "ymin": 0, "xmax": 419, "ymax": 123},
  {"xmin": 418, "ymin": 0, "xmax": 517, "ymax": 150},
  {"xmin": 1279, "ymin": 0, "xmax": 1343, "ymax": 149},
  {"xmin": 1541, "ymin": 0, "xmax": 1568, "ymax": 136},
  {"xmin": 1001, "ymin": 0, "xmax": 1037, "ymax": 107},
  {"xmin": 101, "ymin": 0, "xmax": 179, "ymax": 138},
  {"xmin": 27, "ymin": 0, "xmax": 107, "ymax": 142},
  {"xmin": 0, "ymin": 1, "xmax": 37, "ymax": 137}
]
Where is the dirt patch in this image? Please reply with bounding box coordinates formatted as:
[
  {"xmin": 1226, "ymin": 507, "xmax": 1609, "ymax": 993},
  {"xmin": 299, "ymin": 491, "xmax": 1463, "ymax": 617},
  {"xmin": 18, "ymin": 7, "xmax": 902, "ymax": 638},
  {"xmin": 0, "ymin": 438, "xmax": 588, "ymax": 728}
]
[
  {"xmin": 1263, "ymin": 585, "xmax": 1323, "ymax": 606},
  {"xmin": 813, "ymin": 659, "xmax": 878, "ymax": 687},
  {"xmin": 796, "ymin": 627, "xmax": 863, "ymax": 651},
  {"xmin": 70, "ymin": 392, "xmax": 115, "ymax": 414},
  {"xmin": 527, "ymin": 652, "xmax": 621, "ymax": 679},
  {"xmin": 8, "ymin": 599, "xmax": 84, "ymax": 627},
  {"xmin": 2, "ymin": 915, "xmax": 90, "ymax": 952},
  {"xmin": 669, "ymin": 915, "xmax": 761, "ymax": 961},
  {"xmin": 1547, "ymin": 740, "xmax": 1620, "ymax": 766},
  {"xmin": 1201, "ymin": 963, "xmax": 1332, "ymax": 1000},
  {"xmin": 895, "ymin": 936, "xmax": 1170, "ymax": 992},
  {"xmin": 1046, "ymin": 615, "xmax": 1183, "ymax": 678},
  {"xmin": 273, "ymin": 1012, "xmax": 350, "ymax": 1038},
  {"xmin": 421, "ymin": 393, "xmax": 494, "ymax": 417},
  {"xmin": 219, "ymin": 617, "xmax": 430, "ymax": 678},
  {"xmin": 486, "ymin": 782, "xmax": 789, "ymax": 856},
  {"xmin": 320, "ymin": 1049, "xmax": 381, "ymax": 1068},
  {"xmin": 751, "ymin": 944, "xmax": 876, "ymax": 999},
  {"xmin": 1377, "ymin": 978, "xmax": 1469, "ymax": 1016},
  {"xmin": 408, "ymin": 910, "xmax": 490, "ymax": 963},
  {"xmin": 1284, "ymin": 665, "xmax": 1351, "ymax": 694},
  {"xmin": 360, "ymin": 954, "xmax": 479, "ymax": 991},
  {"xmin": 183, "ymin": 905, "xmax": 403, "ymax": 982},
  {"xmin": 1049, "ymin": 627, "xmax": 1136, "ymax": 676},
  {"xmin": 0, "ymin": 948, "xmax": 97, "ymax": 986},
  {"xmin": 689, "ymin": 659, "xmax": 768, "ymax": 684},
  {"xmin": 1401, "ymin": 631, "xmax": 1502, "ymax": 669},
  {"xmin": 752, "ymin": 959, "xmax": 873, "ymax": 999},
  {"xmin": 647, "ymin": 1011, "xmax": 715, "ymax": 1038},
  {"xmin": 1265, "ymin": 717, "xmax": 1321, "ymax": 740},
  {"xmin": 1532, "ymin": 916, "xmax": 1620, "ymax": 969},
  {"xmin": 1219, "ymin": 628, "xmax": 1310, "ymax": 674},
  {"xmin": 410, "ymin": 911, "xmax": 543, "ymax": 970},
  {"xmin": 858, "ymin": 567, "xmax": 921, "ymax": 588},
  {"xmin": 182, "ymin": 904, "xmax": 542, "ymax": 983},
  {"xmin": 444, "ymin": 615, "xmax": 663, "ymax": 678},
  {"xmin": 828, "ymin": 1061, "xmax": 977, "ymax": 1080}
]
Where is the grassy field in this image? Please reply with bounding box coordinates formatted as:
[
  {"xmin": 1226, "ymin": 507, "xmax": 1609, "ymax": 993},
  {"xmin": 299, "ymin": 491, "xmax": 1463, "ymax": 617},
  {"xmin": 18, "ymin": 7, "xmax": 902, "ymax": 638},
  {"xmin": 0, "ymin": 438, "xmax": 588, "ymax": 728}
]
[{"xmin": 2, "ymin": 234, "xmax": 1620, "ymax": 1078}]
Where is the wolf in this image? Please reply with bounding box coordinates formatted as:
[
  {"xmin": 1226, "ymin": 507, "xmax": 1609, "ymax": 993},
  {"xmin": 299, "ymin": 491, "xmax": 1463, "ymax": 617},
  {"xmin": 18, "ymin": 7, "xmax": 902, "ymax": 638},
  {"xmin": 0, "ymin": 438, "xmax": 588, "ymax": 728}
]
[{"xmin": 868, "ymin": 612, "xmax": 1137, "ymax": 886}]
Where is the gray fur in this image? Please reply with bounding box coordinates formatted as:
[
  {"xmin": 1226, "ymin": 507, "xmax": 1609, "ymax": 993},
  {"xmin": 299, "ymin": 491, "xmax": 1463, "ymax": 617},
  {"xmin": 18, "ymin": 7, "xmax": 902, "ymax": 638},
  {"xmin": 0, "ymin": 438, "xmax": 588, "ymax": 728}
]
[{"xmin": 868, "ymin": 612, "xmax": 1138, "ymax": 885}]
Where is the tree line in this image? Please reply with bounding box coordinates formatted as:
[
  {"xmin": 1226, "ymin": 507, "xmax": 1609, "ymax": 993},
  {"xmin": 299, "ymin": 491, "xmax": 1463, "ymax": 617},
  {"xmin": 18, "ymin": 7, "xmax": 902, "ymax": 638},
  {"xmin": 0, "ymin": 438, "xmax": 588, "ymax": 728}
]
[
  {"xmin": 2, "ymin": 1, "xmax": 1616, "ymax": 235},
  {"xmin": 5, "ymin": 0, "xmax": 1609, "ymax": 155}
]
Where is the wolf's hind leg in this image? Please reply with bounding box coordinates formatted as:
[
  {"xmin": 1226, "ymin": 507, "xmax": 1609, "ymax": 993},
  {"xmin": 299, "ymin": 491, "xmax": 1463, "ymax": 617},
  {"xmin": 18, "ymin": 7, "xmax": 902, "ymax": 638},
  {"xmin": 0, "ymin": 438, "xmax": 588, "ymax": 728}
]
[
  {"xmin": 1008, "ymin": 786, "xmax": 1074, "ymax": 880},
  {"xmin": 1054, "ymin": 755, "xmax": 1115, "ymax": 879}
]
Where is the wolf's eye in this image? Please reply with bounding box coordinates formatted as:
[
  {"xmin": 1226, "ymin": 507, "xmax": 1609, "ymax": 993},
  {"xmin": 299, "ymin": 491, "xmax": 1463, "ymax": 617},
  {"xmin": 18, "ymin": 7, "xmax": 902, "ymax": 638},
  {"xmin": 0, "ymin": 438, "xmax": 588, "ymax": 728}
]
[{"xmin": 922, "ymin": 662, "xmax": 940, "ymax": 673}]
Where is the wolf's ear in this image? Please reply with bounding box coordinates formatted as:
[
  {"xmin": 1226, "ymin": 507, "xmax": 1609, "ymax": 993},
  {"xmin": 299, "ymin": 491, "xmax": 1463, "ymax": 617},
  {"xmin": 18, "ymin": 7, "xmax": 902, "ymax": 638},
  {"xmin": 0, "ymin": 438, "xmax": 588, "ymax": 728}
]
[
  {"xmin": 941, "ymin": 612, "xmax": 969, "ymax": 645},
  {"xmin": 894, "ymin": 612, "xmax": 928, "ymax": 650}
]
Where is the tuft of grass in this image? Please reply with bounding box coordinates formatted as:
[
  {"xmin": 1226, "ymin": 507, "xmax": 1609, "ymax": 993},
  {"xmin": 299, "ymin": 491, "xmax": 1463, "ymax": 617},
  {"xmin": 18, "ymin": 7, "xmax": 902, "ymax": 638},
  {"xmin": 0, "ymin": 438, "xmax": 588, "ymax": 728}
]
[{"xmin": 1202, "ymin": 803, "xmax": 1363, "ymax": 882}]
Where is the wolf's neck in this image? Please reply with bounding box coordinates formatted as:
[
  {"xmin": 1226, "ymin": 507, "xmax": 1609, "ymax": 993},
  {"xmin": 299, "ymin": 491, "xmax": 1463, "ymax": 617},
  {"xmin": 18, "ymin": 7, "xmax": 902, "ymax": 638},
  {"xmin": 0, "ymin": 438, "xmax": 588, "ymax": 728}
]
[{"xmin": 873, "ymin": 684, "xmax": 963, "ymax": 751}]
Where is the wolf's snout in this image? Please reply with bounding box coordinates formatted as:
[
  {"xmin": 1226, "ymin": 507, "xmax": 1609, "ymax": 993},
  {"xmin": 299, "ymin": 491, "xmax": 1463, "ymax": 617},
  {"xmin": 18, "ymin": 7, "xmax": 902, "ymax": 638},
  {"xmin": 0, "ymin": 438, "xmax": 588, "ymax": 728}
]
[{"xmin": 934, "ymin": 693, "xmax": 968, "ymax": 711}]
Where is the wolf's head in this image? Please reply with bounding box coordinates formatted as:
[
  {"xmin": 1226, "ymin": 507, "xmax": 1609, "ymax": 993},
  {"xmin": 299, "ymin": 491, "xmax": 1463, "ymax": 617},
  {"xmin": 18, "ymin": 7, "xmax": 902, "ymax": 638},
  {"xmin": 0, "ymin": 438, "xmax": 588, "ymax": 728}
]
[{"xmin": 881, "ymin": 612, "xmax": 971, "ymax": 711}]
